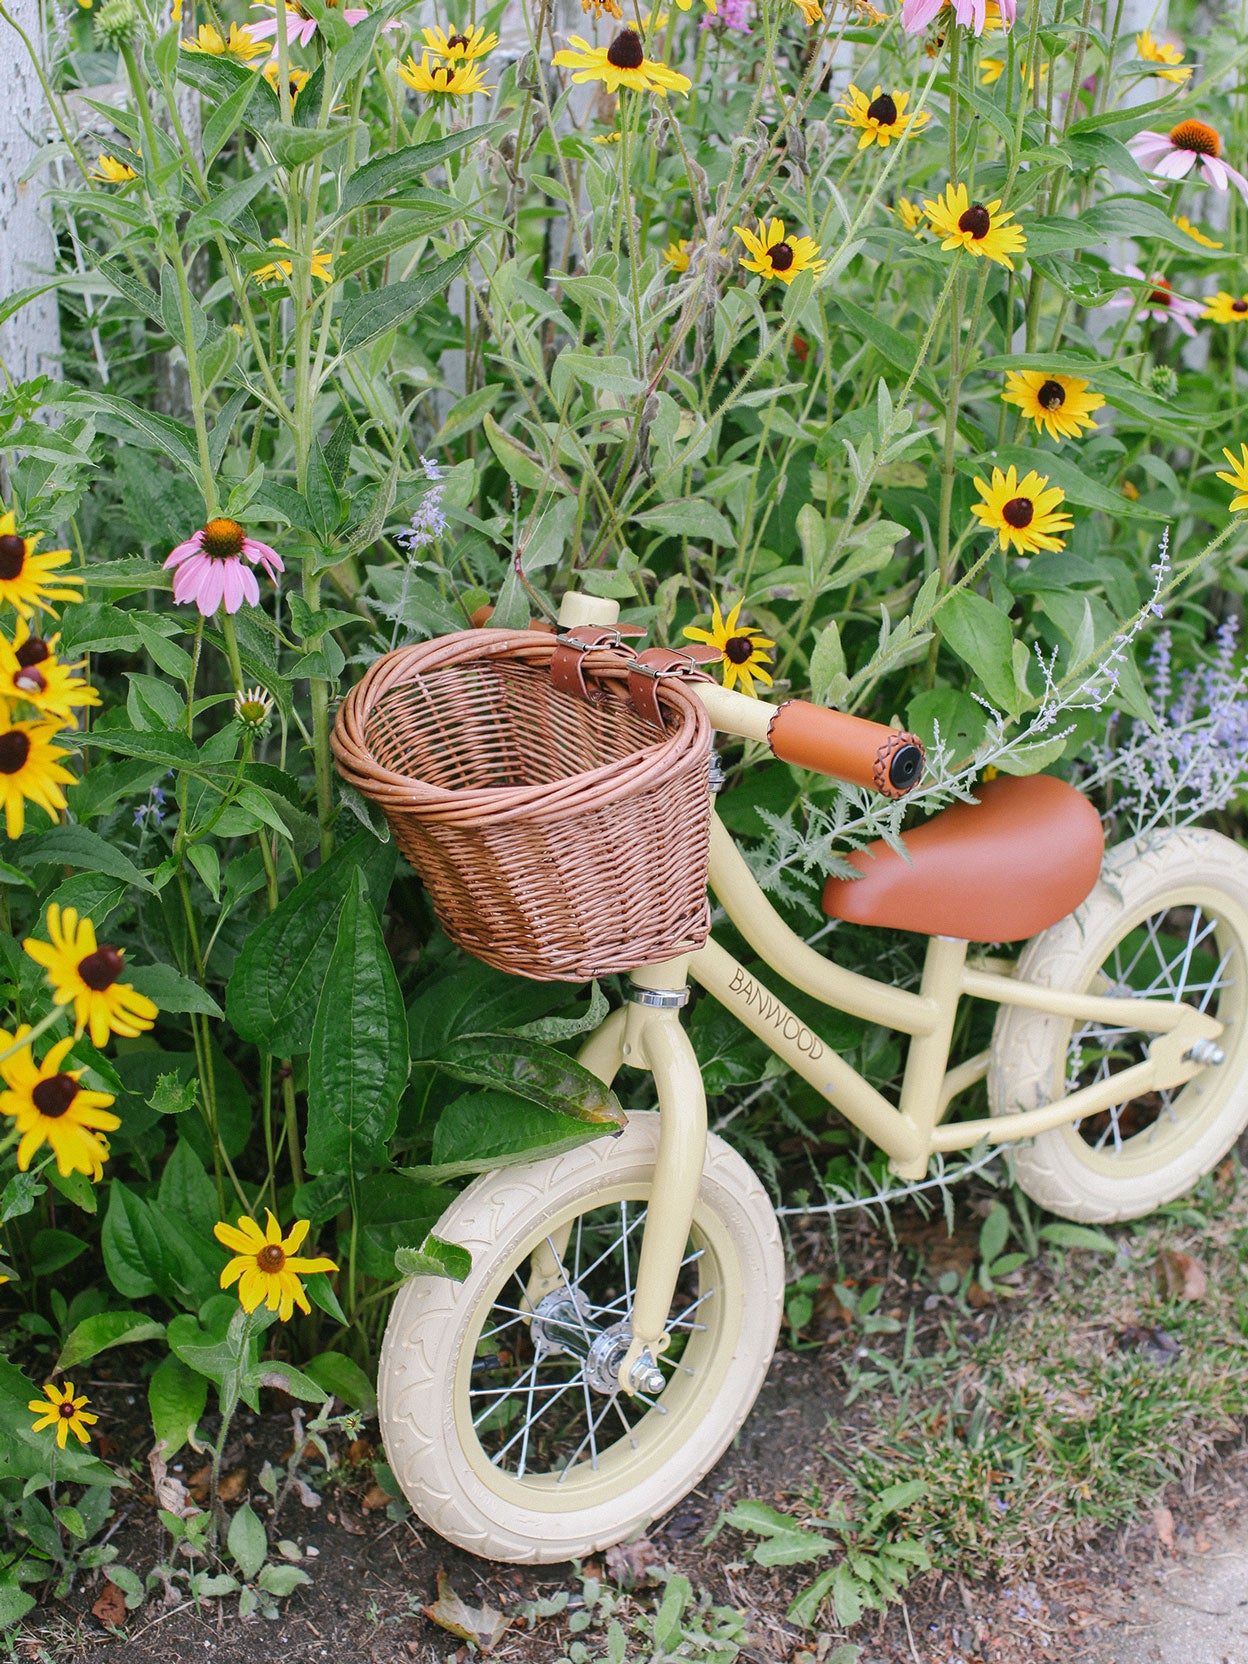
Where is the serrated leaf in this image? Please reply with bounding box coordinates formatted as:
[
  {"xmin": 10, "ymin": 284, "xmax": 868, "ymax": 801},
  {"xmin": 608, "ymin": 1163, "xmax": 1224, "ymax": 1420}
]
[
  {"xmin": 432, "ymin": 1035, "xmax": 625, "ymax": 1127},
  {"xmin": 394, "ymin": 1233, "xmax": 471, "ymax": 1283},
  {"xmin": 337, "ymin": 243, "xmax": 476, "ymax": 354}
]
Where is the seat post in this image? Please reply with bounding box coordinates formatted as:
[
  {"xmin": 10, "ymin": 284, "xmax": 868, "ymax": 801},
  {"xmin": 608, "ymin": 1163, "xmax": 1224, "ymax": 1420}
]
[{"xmin": 892, "ymin": 935, "xmax": 968, "ymax": 1180}]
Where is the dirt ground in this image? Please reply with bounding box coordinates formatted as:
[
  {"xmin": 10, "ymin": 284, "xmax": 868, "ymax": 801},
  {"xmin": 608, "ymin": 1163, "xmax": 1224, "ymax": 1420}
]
[{"xmin": 17, "ymin": 1334, "xmax": 1248, "ymax": 1664}]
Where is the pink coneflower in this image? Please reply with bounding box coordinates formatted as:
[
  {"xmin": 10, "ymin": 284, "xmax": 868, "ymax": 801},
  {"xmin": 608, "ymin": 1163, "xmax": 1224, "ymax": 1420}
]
[
  {"xmin": 164, "ymin": 518, "xmax": 283, "ymax": 616},
  {"xmin": 901, "ymin": 0, "xmax": 1014, "ymax": 37},
  {"xmin": 1104, "ymin": 266, "xmax": 1204, "ymax": 338},
  {"xmin": 248, "ymin": 0, "xmax": 367, "ymax": 47},
  {"xmin": 1127, "ymin": 121, "xmax": 1248, "ymax": 203}
]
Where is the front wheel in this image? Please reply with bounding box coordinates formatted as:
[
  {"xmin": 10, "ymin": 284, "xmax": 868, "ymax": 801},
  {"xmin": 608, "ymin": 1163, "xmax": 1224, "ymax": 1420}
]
[
  {"xmin": 377, "ymin": 1112, "xmax": 785, "ymax": 1563},
  {"xmin": 989, "ymin": 827, "xmax": 1248, "ymax": 1223}
]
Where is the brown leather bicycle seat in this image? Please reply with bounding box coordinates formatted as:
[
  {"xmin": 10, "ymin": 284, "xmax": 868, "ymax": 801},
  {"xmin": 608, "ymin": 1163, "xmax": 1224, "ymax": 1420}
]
[{"xmin": 821, "ymin": 774, "xmax": 1104, "ymax": 943}]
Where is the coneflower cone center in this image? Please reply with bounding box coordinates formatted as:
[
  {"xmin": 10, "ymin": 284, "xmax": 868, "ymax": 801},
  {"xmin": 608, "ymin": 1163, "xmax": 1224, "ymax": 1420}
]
[
  {"xmin": 1002, "ymin": 497, "xmax": 1035, "ymax": 529},
  {"xmin": 78, "ymin": 945, "xmax": 124, "ymax": 991},
  {"xmin": 0, "ymin": 732, "xmax": 31, "ymax": 774},
  {"xmin": 724, "ymin": 635, "xmax": 757, "ymax": 664},
  {"xmin": 446, "ymin": 32, "xmax": 469, "ymax": 48},
  {"xmin": 59, "ymin": 1402, "xmax": 76, "ymax": 1418},
  {"xmin": 1037, "ymin": 380, "xmax": 1066, "ymax": 409},
  {"xmin": 0, "ymin": 535, "xmax": 26, "ymax": 581},
  {"xmin": 1170, "ymin": 119, "xmax": 1220, "ymax": 157},
  {"xmin": 32, "ymin": 1074, "xmax": 80, "ymax": 1119},
  {"xmin": 769, "ymin": 242, "xmax": 795, "ymax": 271},
  {"xmin": 867, "ymin": 91, "xmax": 898, "ymax": 125},
  {"xmin": 958, "ymin": 203, "xmax": 992, "ymax": 239},
  {"xmin": 14, "ymin": 667, "xmax": 47, "ymax": 694},
  {"xmin": 607, "ymin": 29, "xmax": 644, "ymax": 68},
  {"xmin": 257, "ymin": 1243, "xmax": 286, "ymax": 1272},
  {"xmin": 201, "ymin": 518, "xmax": 246, "ymax": 560},
  {"xmin": 1235, "ymin": 301, "xmax": 1248, "ymax": 314}
]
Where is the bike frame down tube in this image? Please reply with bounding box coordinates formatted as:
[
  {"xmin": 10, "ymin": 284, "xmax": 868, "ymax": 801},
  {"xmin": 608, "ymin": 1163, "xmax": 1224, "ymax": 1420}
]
[{"xmin": 689, "ymin": 812, "xmax": 1224, "ymax": 1179}]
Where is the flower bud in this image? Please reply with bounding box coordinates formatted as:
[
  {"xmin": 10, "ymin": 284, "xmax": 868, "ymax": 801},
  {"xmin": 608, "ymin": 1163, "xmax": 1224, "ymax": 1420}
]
[
  {"xmin": 1148, "ymin": 365, "xmax": 1179, "ymax": 399},
  {"xmin": 94, "ymin": 0, "xmax": 139, "ymax": 46}
]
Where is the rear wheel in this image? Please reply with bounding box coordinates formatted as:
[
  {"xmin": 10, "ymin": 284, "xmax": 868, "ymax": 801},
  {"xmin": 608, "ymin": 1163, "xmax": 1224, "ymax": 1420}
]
[
  {"xmin": 378, "ymin": 1113, "xmax": 785, "ymax": 1563},
  {"xmin": 989, "ymin": 828, "xmax": 1248, "ymax": 1223}
]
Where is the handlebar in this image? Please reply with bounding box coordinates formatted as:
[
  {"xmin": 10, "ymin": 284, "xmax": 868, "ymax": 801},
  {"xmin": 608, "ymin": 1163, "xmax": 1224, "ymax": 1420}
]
[{"xmin": 689, "ymin": 683, "xmax": 924, "ymax": 800}]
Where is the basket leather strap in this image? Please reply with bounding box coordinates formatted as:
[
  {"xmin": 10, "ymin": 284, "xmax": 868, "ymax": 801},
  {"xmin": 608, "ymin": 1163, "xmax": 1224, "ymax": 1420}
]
[
  {"xmin": 626, "ymin": 646, "xmax": 719, "ymax": 730},
  {"xmin": 550, "ymin": 626, "xmax": 638, "ymax": 701}
]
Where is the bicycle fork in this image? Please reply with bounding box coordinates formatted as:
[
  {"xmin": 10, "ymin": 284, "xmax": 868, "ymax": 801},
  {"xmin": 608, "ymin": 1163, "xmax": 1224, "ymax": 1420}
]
[{"xmin": 524, "ymin": 957, "xmax": 707, "ymax": 1398}]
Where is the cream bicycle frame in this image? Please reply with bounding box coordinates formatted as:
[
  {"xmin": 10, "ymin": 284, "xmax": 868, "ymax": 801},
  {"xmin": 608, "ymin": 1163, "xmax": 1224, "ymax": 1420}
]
[{"xmin": 552, "ymin": 595, "xmax": 1225, "ymax": 1391}]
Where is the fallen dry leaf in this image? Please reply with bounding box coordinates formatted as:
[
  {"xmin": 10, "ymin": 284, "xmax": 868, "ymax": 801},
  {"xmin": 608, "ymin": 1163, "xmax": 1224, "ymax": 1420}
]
[
  {"xmin": 421, "ymin": 1572, "xmax": 512, "ymax": 1654},
  {"xmin": 605, "ymin": 1534, "xmax": 662, "ymax": 1587},
  {"xmin": 361, "ymin": 1483, "xmax": 390, "ymax": 1512},
  {"xmin": 348, "ymin": 1439, "xmax": 373, "ymax": 1465},
  {"xmin": 148, "ymin": 1444, "xmax": 198, "ymax": 1520},
  {"xmin": 1152, "ymin": 1506, "xmax": 1175, "ymax": 1551},
  {"xmin": 218, "ymin": 1467, "xmax": 248, "ymax": 1504},
  {"xmin": 1156, "ymin": 1248, "xmax": 1207, "ymax": 1301},
  {"xmin": 91, "ymin": 1581, "xmax": 127, "ymax": 1628}
]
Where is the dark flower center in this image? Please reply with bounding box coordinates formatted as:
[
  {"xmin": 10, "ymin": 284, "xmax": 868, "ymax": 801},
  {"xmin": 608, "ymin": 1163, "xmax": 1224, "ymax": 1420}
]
[
  {"xmin": 201, "ymin": 518, "xmax": 246, "ymax": 560},
  {"xmin": 16, "ymin": 638, "xmax": 50, "ymax": 668},
  {"xmin": 1002, "ymin": 497, "xmax": 1035, "ymax": 529},
  {"xmin": 769, "ymin": 242, "xmax": 795, "ymax": 271},
  {"xmin": 446, "ymin": 32, "xmax": 469, "ymax": 48},
  {"xmin": 59, "ymin": 1402, "xmax": 77, "ymax": 1418},
  {"xmin": 14, "ymin": 667, "xmax": 47, "ymax": 694},
  {"xmin": 867, "ymin": 91, "xmax": 898, "ymax": 125},
  {"xmin": 0, "ymin": 731, "xmax": 30, "ymax": 775},
  {"xmin": 1169, "ymin": 119, "xmax": 1220, "ymax": 158},
  {"xmin": 432, "ymin": 65, "xmax": 454, "ymax": 86},
  {"xmin": 1234, "ymin": 301, "xmax": 1248, "ymax": 314},
  {"xmin": 957, "ymin": 203, "xmax": 992, "ymax": 239},
  {"xmin": 724, "ymin": 635, "xmax": 756, "ymax": 665},
  {"xmin": 77, "ymin": 945, "xmax": 125, "ymax": 992},
  {"xmin": 607, "ymin": 29, "xmax": 645, "ymax": 68},
  {"xmin": 32, "ymin": 1074, "xmax": 81, "ymax": 1119},
  {"xmin": 0, "ymin": 534, "xmax": 26, "ymax": 581},
  {"xmin": 1037, "ymin": 379, "xmax": 1066, "ymax": 409},
  {"xmin": 1148, "ymin": 280, "xmax": 1172, "ymax": 308},
  {"xmin": 257, "ymin": 1243, "xmax": 286, "ymax": 1272}
]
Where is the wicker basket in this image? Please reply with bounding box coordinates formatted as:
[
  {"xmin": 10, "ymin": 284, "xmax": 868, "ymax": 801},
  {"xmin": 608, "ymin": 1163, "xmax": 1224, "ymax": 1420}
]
[{"xmin": 330, "ymin": 629, "xmax": 714, "ymax": 981}]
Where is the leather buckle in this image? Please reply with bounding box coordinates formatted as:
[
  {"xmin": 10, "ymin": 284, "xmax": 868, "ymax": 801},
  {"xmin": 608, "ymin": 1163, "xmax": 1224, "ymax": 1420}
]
[
  {"xmin": 550, "ymin": 626, "xmax": 632, "ymax": 701},
  {"xmin": 626, "ymin": 646, "xmax": 717, "ymax": 729}
]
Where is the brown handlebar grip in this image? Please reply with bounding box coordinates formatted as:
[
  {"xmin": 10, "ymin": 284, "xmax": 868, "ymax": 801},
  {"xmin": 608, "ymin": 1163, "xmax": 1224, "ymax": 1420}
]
[{"xmin": 767, "ymin": 700, "xmax": 924, "ymax": 799}]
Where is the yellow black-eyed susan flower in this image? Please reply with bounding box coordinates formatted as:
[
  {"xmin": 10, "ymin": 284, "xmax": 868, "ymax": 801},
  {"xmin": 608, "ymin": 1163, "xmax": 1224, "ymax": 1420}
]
[
  {"xmin": 0, "ymin": 1031, "xmax": 119, "ymax": 1180},
  {"xmin": 1135, "ymin": 29, "xmax": 1191, "ymax": 81},
  {"xmin": 214, "ymin": 1211, "xmax": 338, "ymax": 1320},
  {"xmin": 23, "ymin": 905, "xmax": 158, "ymax": 1047},
  {"xmin": 0, "ymin": 623, "xmax": 99, "ymax": 724},
  {"xmin": 0, "ymin": 511, "xmax": 84, "ymax": 619},
  {"xmin": 421, "ymin": 22, "xmax": 497, "ymax": 58},
  {"xmin": 1001, "ymin": 371, "xmax": 1104, "ymax": 442},
  {"xmin": 29, "ymin": 1382, "xmax": 98, "ymax": 1449},
  {"xmin": 1174, "ymin": 216, "xmax": 1223, "ymax": 249},
  {"xmin": 970, "ymin": 466, "xmax": 1073, "ymax": 557},
  {"xmin": 262, "ymin": 62, "xmax": 311, "ymax": 101},
  {"xmin": 924, "ymin": 183, "xmax": 1026, "ymax": 270},
  {"xmin": 552, "ymin": 30, "xmax": 691, "ymax": 95},
  {"xmin": 88, "ymin": 153, "xmax": 137, "ymax": 183},
  {"xmin": 1217, "ymin": 445, "xmax": 1248, "ymax": 510},
  {"xmin": 683, "ymin": 600, "xmax": 774, "ymax": 697},
  {"xmin": 0, "ymin": 716, "xmax": 74, "ymax": 839},
  {"xmin": 252, "ymin": 240, "xmax": 333, "ymax": 285},
  {"xmin": 836, "ymin": 84, "xmax": 930, "ymax": 149},
  {"xmin": 181, "ymin": 20, "xmax": 266, "ymax": 57},
  {"xmin": 734, "ymin": 218, "xmax": 827, "ymax": 285},
  {"xmin": 1203, "ymin": 292, "xmax": 1248, "ymax": 324},
  {"xmin": 663, "ymin": 240, "xmax": 692, "ymax": 272},
  {"xmin": 397, "ymin": 52, "xmax": 494, "ymax": 95}
]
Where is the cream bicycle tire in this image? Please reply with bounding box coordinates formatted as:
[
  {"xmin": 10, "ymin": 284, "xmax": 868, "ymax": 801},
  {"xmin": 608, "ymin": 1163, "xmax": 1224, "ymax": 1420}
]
[
  {"xmin": 989, "ymin": 828, "xmax": 1248, "ymax": 1223},
  {"xmin": 378, "ymin": 1112, "xmax": 785, "ymax": 1563}
]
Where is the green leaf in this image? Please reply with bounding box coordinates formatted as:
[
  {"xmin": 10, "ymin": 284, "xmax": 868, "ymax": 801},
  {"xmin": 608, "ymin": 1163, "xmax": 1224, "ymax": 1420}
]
[
  {"xmin": 185, "ymin": 166, "xmax": 280, "ymax": 240},
  {"xmin": 80, "ymin": 726, "xmax": 197, "ymax": 767},
  {"xmin": 512, "ymin": 982, "xmax": 609, "ymax": 1043},
  {"xmin": 101, "ymin": 1182, "xmax": 168, "ymax": 1301},
  {"xmin": 90, "ymin": 394, "xmax": 202, "ymax": 478},
  {"xmin": 58, "ymin": 1310, "xmax": 166, "ymax": 1372},
  {"xmin": 127, "ymin": 961, "xmax": 223, "ymax": 1018},
  {"xmin": 432, "ymin": 1036, "xmax": 626, "ymax": 1127},
  {"xmin": 29, "ymin": 1229, "xmax": 88, "ymax": 1276},
  {"xmin": 481, "ymin": 410, "xmax": 549, "ymax": 489},
  {"xmin": 303, "ymin": 1352, "xmax": 378, "ymax": 1414},
  {"xmin": 415, "ymin": 1089, "xmax": 611, "ymax": 1181},
  {"xmin": 726, "ymin": 1501, "xmax": 832, "ymax": 1566},
  {"xmin": 257, "ymin": 1563, "xmax": 312, "ymax": 1597},
  {"xmin": 259, "ymin": 119, "xmax": 359, "ymax": 168},
  {"xmin": 225, "ymin": 831, "xmax": 396, "ymax": 1055},
  {"xmin": 303, "ymin": 1270, "xmax": 347, "ymax": 1325},
  {"xmin": 936, "ymin": 590, "xmax": 1020, "ymax": 714},
  {"xmin": 1039, "ymin": 1222, "xmax": 1117, "ymax": 1254},
  {"xmin": 632, "ymin": 499, "xmax": 734, "ymax": 546},
  {"xmin": 203, "ymin": 72, "xmax": 259, "ymax": 164},
  {"xmin": 353, "ymin": 1172, "xmax": 450, "ymax": 1280},
  {"xmin": 148, "ymin": 1353, "xmax": 208, "ymax": 1458},
  {"xmin": 157, "ymin": 1138, "xmax": 218, "ymax": 1241},
  {"xmin": 395, "ymin": 1233, "xmax": 471, "ymax": 1282},
  {"xmin": 0, "ymin": 1585, "xmax": 36, "ymax": 1629},
  {"xmin": 227, "ymin": 1502, "xmax": 268, "ymax": 1583},
  {"xmin": 550, "ymin": 350, "xmax": 644, "ymax": 403},
  {"xmin": 786, "ymin": 1565, "xmax": 840, "ymax": 1630},
  {"xmin": 338, "ymin": 243, "xmax": 476, "ymax": 354},
  {"xmin": 304, "ymin": 869, "xmax": 409, "ymax": 1176},
  {"xmin": 338, "ymin": 124, "xmax": 500, "ymax": 214}
]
